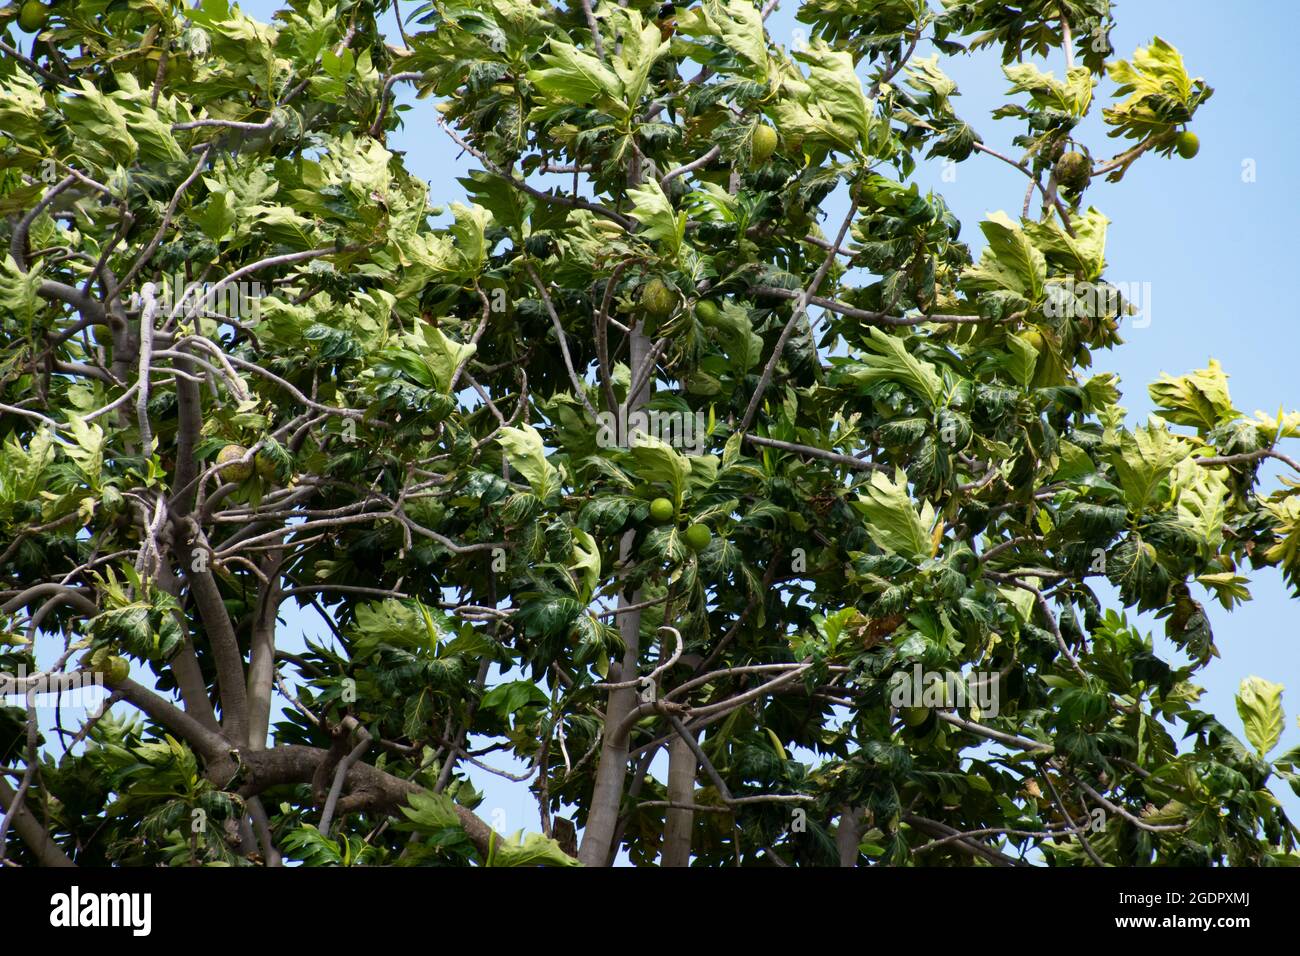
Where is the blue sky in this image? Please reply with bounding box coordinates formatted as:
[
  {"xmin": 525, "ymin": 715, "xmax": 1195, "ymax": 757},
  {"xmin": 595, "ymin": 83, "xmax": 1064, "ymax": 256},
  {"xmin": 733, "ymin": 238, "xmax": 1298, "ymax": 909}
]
[{"xmin": 30, "ymin": 0, "xmax": 1292, "ymax": 857}]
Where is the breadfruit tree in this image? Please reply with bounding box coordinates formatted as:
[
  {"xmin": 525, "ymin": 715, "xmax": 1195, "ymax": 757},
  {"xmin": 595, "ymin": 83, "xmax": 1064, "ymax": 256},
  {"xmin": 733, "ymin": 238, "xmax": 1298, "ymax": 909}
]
[{"xmin": 2, "ymin": 0, "xmax": 1299, "ymax": 867}]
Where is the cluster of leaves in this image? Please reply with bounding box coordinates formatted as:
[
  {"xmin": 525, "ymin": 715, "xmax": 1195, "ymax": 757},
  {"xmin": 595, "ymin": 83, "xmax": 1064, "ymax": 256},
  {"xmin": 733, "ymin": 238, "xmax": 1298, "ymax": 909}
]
[{"xmin": 1, "ymin": 0, "xmax": 1298, "ymax": 867}]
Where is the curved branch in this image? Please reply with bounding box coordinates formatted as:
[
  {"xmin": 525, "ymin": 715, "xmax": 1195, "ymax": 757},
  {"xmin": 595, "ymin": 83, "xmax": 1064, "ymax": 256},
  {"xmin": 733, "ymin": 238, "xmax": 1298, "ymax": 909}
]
[
  {"xmin": 742, "ymin": 434, "xmax": 886, "ymax": 472},
  {"xmin": 739, "ymin": 206, "xmax": 857, "ymax": 433},
  {"xmin": 232, "ymin": 744, "xmax": 522, "ymax": 861},
  {"xmin": 751, "ymin": 285, "xmax": 989, "ymax": 327}
]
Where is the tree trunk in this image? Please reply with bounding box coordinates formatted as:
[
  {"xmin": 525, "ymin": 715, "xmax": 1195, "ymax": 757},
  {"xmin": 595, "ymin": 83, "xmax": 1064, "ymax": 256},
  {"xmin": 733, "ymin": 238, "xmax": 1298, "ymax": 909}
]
[
  {"xmin": 836, "ymin": 805, "xmax": 861, "ymax": 867},
  {"xmin": 245, "ymin": 552, "xmax": 281, "ymax": 750},
  {"xmin": 578, "ymin": 327, "xmax": 651, "ymax": 865},
  {"xmin": 660, "ymin": 729, "xmax": 697, "ymax": 867}
]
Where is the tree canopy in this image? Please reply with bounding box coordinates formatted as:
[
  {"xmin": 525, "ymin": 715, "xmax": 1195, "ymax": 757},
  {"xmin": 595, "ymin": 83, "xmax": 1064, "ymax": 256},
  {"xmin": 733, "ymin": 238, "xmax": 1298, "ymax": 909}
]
[{"xmin": 2, "ymin": 0, "xmax": 1299, "ymax": 868}]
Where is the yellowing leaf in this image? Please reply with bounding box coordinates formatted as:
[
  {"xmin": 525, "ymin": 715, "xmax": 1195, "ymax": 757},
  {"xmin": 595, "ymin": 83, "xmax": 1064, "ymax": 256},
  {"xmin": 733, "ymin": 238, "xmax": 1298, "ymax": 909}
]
[
  {"xmin": 488, "ymin": 830, "xmax": 582, "ymax": 867},
  {"xmin": 1196, "ymin": 572, "xmax": 1252, "ymax": 611},
  {"xmin": 1253, "ymin": 409, "xmax": 1300, "ymax": 445},
  {"xmin": 1149, "ymin": 360, "xmax": 1237, "ymax": 432},
  {"xmin": 764, "ymin": 727, "xmax": 788, "ymax": 762},
  {"xmin": 794, "ymin": 43, "xmax": 873, "ymax": 151},
  {"xmin": 1237, "ymin": 676, "xmax": 1285, "ymax": 757},
  {"xmin": 843, "ymin": 327, "xmax": 944, "ymax": 405},
  {"xmin": 411, "ymin": 324, "xmax": 476, "ymax": 394},
  {"xmin": 960, "ymin": 212, "xmax": 1046, "ymax": 306},
  {"xmin": 570, "ymin": 528, "xmax": 601, "ymax": 604},
  {"xmin": 627, "ymin": 180, "xmax": 685, "ymax": 254},
  {"xmin": 1004, "ymin": 333, "xmax": 1039, "ymax": 388},
  {"xmin": 1262, "ymin": 496, "xmax": 1300, "ymax": 593},
  {"xmin": 527, "ymin": 40, "xmax": 625, "ymax": 113},
  {"xmin": 1172, "ymin": 457, "xmax": 1228, "ymax": 554},
  {"xmin": 607, "ymin": 8, "xmax": 671, "ymax": 107},
  {"xmin": 1023, "ymin": 207, "xmax": 1109, "ymax": 281},
  {"xmin": 628, "ymin": 433, "xmax": 692, "ymax": 505},
  {"xmin": 499, "ymin": 425, "xmax": 560, "ymax": 500},
  {"xmin": 1105, "ymin": 37, "xmax": 1199, "ymax": 140},
  {"xmin": 1108, "ymin": 420, "xmax": 1190, "ymax": 512},
  {"xmin": 1003, "ymin": 62, "xmax": 1094, "ymax": 116},
  {"xmin": 772, "ymin": 43, "xmax": 878, "ymax": 156},
  {"xmin": 706, "ymin": 0, "xmax": 769, "ymax": 79},
  {"xmin": 853, "ymin": 469, "xmax": 937, "ymax": 563}
]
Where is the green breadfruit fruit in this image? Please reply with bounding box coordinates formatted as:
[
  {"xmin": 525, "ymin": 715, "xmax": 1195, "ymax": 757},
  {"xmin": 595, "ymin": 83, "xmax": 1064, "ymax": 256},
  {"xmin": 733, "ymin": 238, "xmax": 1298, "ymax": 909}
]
[
  {"xmin": 1054, "ymin": 151, "xmax": 1091, "ymax": 193},
  {"xmin": 750, "ymin": 124, "xmax": 777, "ymax": 168},
  {"xmin": 641, "ymin": 278, "xmax": 676, "ymax": 318}
]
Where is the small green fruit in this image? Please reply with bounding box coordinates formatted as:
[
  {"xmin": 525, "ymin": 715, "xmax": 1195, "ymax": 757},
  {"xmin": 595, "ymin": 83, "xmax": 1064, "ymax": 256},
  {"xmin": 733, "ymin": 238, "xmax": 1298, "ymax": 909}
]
[
  {"xmin": 683, "ymin": 523, "xmax": 712, "ymax": 552},
  {"xmin": 144, "ymin": 49, "xmax": 182, "ymax": 83},
  {"xmin": 694, "ymin": 300, "xmax": 720, "ymax": 325},
  {"xmin": 900, "ymin": 706, "xmax": 929, "ymax": 727},
  {"xmin": 1053, "ymin": 150, "xmax": 1091, "ymax": 193},
  {"xmin": 750, "ymin": 124, "xmax": 777, "ymax": 167},
  {"xmin": 82, "ymin": 646, "xmax": 108, "ymax": 673},
  {"xmin": 255, "ymin": 451, "xmax": 278, "ymax": 482},
  {"xmin": 104, "ymin": 655, "xmax": 130, "ymax": 685},
  {"xmin": 216, "ymin": 444, "xmax": 253, "ymax": 482},
  {"xmin": 1174, "ymin": 130, "xmax": 1199, "ymax": 159},
  {"xmin": 640, "ymin": 278, "xmax": 676, "ymax": 318},
  {"xmin": 18, "ymin": 1, "xmax": 49, "ymax": 33},
  {"xmin": 649, "ymin": 497, "xmax": 675, "ymax": 524}
]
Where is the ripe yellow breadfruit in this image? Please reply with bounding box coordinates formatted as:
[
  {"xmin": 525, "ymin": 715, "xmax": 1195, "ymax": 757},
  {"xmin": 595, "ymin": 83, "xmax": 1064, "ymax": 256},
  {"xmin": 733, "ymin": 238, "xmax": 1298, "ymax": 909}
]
[
  {"xmin": 750, "ymin": 124, "xmax": 777, "ymax": 168},
  {"xmin": 216, "ymin": 444, "xmax": 253, "ymax": 482}
]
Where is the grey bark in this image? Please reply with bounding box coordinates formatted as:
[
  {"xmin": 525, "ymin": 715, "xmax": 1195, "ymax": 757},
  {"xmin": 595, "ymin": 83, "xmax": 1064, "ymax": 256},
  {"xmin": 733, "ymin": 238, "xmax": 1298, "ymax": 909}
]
[
  {"xmin": 836, "ymin": 804, "xmax": 862, "ymax": 867},
  {"xmin": 660, "ymin": 729, "xmax": 698, "ymax": 867},
  {"xmin": 578, "ymin": 326, "xmax": 651, "ymax": 865}
]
